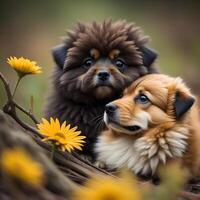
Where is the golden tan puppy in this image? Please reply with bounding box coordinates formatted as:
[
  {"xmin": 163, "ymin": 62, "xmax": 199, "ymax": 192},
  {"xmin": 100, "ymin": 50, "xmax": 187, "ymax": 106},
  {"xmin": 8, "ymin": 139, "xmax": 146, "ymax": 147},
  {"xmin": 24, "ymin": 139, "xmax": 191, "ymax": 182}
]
[{"xmin": 95, "ymin": 74, "xmax": 200, "ymax": 178}]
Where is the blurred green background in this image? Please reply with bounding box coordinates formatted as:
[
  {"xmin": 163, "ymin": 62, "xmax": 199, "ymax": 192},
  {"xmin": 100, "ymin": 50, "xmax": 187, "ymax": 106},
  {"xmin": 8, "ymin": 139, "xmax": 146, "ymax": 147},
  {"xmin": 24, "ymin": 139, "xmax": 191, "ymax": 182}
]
[{"xmin": 0, "ymin": 0, "xmax": 199, "ymax": 123}]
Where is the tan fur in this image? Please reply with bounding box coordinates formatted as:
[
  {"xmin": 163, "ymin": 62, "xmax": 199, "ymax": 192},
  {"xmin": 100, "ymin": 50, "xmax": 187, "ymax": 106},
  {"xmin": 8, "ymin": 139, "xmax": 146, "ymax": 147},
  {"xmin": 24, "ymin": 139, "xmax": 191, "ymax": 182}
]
[
  {"xmin": 95, "ymin": 74, "xmax": 200, "ymax": 177},
  {"xmin": 90, "ymin": 49, "xmax": 100, "ymax": 60},
  {"xmin": 109, "ymin": 49, "xmax": 121, "ymax": 60}
]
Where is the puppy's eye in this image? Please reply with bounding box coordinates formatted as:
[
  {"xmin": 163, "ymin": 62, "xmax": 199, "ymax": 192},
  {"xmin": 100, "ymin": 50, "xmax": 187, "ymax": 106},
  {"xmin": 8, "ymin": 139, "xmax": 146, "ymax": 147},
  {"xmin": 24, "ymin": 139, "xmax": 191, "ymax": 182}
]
[
  {"xmin": 83, "ymin": 58, "xmax": 94, "ymax": 68},
  {"xmin": 135, "ymin": 94, "xmax": 149, "ymax": 104},
  {"xmin": 114, "ymin": 59, "xmax": 125, "ymax": 69}
]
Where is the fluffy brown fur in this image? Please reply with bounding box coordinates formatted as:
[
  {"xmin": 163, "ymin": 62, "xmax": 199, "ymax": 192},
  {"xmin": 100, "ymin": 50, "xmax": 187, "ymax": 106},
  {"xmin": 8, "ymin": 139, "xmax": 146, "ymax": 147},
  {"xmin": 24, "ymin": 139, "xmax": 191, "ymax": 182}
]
[
  {"xmin": 95, "ymin": 74, "xmax": 200, "ymax": 178},
  {"xmin": 44, "ymin": 20, "xmax": 158, "ymax": 157}
]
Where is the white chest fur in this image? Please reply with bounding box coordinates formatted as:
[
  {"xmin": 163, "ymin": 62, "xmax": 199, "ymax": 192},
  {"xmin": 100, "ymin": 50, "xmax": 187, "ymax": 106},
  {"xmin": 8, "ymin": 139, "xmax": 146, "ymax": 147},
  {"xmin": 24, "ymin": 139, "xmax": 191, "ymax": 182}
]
[{"xmin": 95, "ymin": 127, "xmax": 189, "ymax": 175}]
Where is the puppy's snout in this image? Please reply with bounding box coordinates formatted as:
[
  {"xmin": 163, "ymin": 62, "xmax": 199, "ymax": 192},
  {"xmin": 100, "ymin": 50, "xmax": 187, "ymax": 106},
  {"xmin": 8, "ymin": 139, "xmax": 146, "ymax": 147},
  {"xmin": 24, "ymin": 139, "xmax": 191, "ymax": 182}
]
[
  {"xmin": 105, "ymin": 103, "xmax": 117, "ymax": 115},
  {"xmin": 97, "ymin": 71, "xmax": 110, "ymax": 81}
]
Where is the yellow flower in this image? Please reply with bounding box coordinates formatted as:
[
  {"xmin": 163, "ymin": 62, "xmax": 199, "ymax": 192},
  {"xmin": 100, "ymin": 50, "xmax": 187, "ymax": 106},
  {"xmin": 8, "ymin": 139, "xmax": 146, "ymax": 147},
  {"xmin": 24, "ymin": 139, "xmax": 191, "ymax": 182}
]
[
  {"xmin": 72, "ymin": 172, "xmax": 141, "ymax": 200},
  {"xmin": 37, "ymin": 118, "xmax": 86, "ymax": 152},
  {"xmin": 7, "ymin": 56, "xmax": 42, "ymax": 77},
  {"xmin": 1, "ymin": 147, "xmax": 44, "ymax": 187}
]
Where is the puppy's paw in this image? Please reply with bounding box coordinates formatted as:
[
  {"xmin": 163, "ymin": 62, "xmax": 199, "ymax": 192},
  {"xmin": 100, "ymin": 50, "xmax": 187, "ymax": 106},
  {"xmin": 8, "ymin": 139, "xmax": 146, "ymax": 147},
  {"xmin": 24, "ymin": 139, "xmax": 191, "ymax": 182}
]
[{"xmin": 95, "ymin": 160, "xmax": 106, "ymax": 169}]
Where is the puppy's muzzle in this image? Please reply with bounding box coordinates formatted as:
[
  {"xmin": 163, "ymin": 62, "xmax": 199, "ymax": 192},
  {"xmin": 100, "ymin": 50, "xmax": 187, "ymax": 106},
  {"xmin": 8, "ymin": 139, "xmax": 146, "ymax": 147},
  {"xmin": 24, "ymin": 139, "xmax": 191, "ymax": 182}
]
[
  {"xmin": 104, "ymin": 103, "xmax": 118, "ymax": 124},
  {"xmin": 105, "ymin": 103, "xmax": 117, "ymax": 122},
  {"xmin": 104, "ymin": 103, "xmax": 143, "ymax": 134},
  {"xmin": 97, "ymin": 70, "xmax": 110, "ymax": 81},
  {"xmin": 105, "ymin": 103, "xmax": 117, "ymax": 116}
]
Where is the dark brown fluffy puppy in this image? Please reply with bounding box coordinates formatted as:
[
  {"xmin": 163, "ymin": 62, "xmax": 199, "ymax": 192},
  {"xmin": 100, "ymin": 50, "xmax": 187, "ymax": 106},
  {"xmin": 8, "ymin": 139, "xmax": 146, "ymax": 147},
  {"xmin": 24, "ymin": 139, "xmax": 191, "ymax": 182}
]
[{"xmin": 44, "ymin": 20, "xmax": 158, "ymax": 157}]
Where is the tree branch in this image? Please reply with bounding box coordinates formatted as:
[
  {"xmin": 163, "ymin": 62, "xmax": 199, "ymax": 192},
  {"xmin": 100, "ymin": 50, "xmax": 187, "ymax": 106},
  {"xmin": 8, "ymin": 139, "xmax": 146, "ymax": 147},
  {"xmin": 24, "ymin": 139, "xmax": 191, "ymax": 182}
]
[
  {"xmin": 0, "ymin": 72, "xmax": 39, "ymax": 125},
  {"xmin": 14, "ymin": 101, "xmax": 39, "ymax": 124},
  {"xmin": 0, "ymin": 72, "xmax": 12, "ymax": 101}
]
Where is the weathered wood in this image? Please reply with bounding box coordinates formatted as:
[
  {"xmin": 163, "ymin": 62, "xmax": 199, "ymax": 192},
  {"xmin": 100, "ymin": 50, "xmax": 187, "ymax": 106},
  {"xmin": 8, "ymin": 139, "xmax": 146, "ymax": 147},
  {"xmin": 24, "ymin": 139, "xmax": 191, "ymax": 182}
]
[
  {"xmin": 0, "ymin": 109, "xmax": 115, "ymax": 199},
  {"xmin": 0, "ymin": 110, "xmax": 77, "ymax": 199}
]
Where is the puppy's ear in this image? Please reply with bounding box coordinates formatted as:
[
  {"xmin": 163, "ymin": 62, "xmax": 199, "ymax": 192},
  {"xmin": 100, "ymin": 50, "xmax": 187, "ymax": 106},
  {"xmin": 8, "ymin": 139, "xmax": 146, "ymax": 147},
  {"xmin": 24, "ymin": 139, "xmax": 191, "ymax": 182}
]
[
  {"xmin": 52, "ymin": 44, "xmax": 67, "ymax": 68},
  {"xmin": 174, "ymin": 91, "xmax": 195, "ymax": 119},
  {"xmin": 140, "ymin": 46, "xmax": 158, "ymax": 67}
]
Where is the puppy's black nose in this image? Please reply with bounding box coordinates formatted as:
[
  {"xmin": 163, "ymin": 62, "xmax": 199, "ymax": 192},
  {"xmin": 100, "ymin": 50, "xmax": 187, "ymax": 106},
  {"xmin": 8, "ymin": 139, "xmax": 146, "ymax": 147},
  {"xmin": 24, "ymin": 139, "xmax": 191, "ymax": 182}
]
[
  {"xmin": 105, "ymin": 103, "xmax": 117, "ymax": 115},
  {"xmin": 97, "ymin": 71, "xmax": 110, "ymax": 81}
]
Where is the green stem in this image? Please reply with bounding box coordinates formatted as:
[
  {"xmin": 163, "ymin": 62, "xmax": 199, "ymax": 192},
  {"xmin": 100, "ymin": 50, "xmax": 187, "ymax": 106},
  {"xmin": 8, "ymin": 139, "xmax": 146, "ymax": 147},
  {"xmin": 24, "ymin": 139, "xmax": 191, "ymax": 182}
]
[
  {"xmin": 50, "ymin": 144, "xmax": 56, "ymax": 160},
  {"xmin": 12, "ymin": 77, "xmax": 22, "ymax": 99}
]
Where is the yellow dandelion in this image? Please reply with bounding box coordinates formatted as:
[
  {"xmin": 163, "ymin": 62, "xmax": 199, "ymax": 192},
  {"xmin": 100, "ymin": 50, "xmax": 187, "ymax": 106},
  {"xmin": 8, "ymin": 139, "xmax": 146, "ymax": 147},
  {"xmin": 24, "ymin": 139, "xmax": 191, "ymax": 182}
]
[
  {"xmin": 1, "ymin": 147, "xmax": 44, "ymax": 187},
  {"xmin": 7, "ymin": 56, "xmax": 42, "ymax": 98},
  {"xmin": 7, "ymin": 56, "xmax": 42, "ymax": 77},
  {"xmin": 72, "ymin": 172, "xmax": 141, "ymax": 200},
  {"xmin": 37, "ymin": 118, "xmax": 86, "ymax": 153}
]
